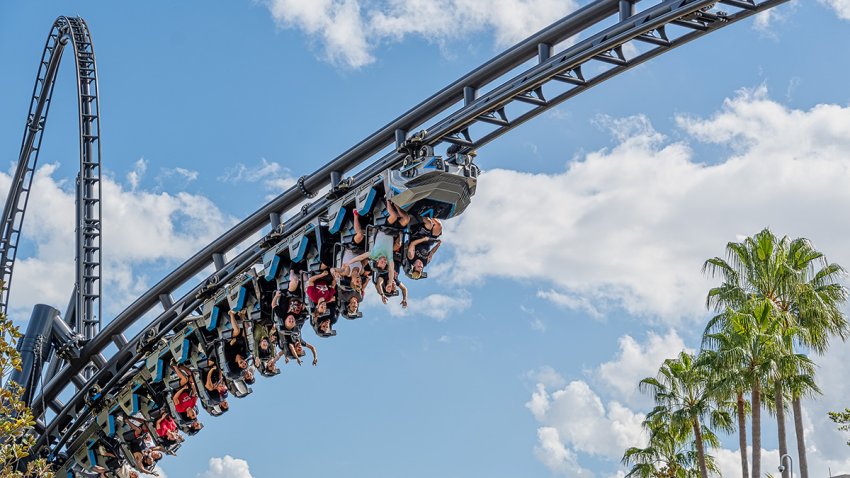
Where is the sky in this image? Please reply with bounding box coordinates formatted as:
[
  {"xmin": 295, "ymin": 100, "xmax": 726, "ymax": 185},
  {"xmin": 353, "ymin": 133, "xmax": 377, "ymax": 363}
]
[{"xmin": 2, "ymin": 1, "xmax": 850, "ymax": 477}]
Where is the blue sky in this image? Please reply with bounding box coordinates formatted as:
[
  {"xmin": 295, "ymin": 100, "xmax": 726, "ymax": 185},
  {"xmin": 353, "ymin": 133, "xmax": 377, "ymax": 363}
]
[{"xmin": 3, "ymin": 1, "xmax": 850, "ymax": 477}]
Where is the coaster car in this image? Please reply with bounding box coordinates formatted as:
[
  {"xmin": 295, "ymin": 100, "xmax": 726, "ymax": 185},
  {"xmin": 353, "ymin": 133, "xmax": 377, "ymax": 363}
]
[{"xmin": 385, "ymin": 139, "xmax": 479, "ymax": 220}]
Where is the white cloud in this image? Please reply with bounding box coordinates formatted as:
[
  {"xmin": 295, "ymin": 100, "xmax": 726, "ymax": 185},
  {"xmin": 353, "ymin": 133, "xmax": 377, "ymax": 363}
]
[
  {"xmin": 535, "ymin": 427, "xmax": 595, "ymax": 477},
  {"xmin": 219, "ymin": 158, "xmax": 292, "ymax": 184},
  {"xmin": 445, "ymin": 86, "xmax": 850, "ymax": 324},
  {"xmin": 712, "ymin": 445, "xmax": 850, "ymax": 478},
  {"xmin": 537, "ymin": 289, "xmax": 602, "ymax": 319},
  {"xmin": 527, "ymin": 380, "xmax": 645, "ymax": 459},
  {"xmin": 820, "ymin": 0, "xmax": 850, "ymax": 20},
  {"xmin": 596, "ymin": 330, "xmax": 688, "ymax": 409},
  {"xmin": 0, "ymin": 163, "xmax": 236, "ymax": 319},
  {"xmin": 376, "ymin": 290, "xmax": 471, "ymax": 320},
  {"xmin": 218, "ymin": 158, "xmax": 297, "ymax": 200},
  {"xmin": 127, "ymin": 158, "xmax": 147, "ymax": 190},
  {"xmin": 161, "ymin": 167, "xmax": 199, "ymax": 183},
  {"xmin": 197, "ymin": 455, "xmax": 254, "ymax": 478},
  {"xmin": 263, "ymin": 0, "xmax": 579, "ymax": 68},
  {"xmin": 713, "ymin": 447, "xmax": 779, "ymax": 478},
  {"xmin": 528, "ymin": 365, "xmax": 566, "ymax": 390},
  {"xmin": 802, "ymin": 342, "xmax": 850, "ymax": 464}
]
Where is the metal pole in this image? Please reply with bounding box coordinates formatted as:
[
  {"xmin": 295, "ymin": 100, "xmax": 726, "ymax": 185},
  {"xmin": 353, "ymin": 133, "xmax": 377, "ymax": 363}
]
[{"xmin": 780, "ymin": 453, "xmax": 794, "ymax": 478}]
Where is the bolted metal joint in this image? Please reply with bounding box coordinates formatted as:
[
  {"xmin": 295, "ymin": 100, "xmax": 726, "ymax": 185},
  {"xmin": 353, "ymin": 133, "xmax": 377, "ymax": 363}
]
[{"xmin": 297, "ymin": 176, "xmax": 317, "ymax": 199}]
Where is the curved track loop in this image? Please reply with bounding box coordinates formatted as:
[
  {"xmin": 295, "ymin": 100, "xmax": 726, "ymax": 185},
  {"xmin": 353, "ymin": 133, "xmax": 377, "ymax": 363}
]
[
  {"xmin": 18, "ymin": 0, "xmax": 787, "ymax": 461},
  {"xmin": 0, "ymin": 17, "xmax": 103, "ymax": 340}
]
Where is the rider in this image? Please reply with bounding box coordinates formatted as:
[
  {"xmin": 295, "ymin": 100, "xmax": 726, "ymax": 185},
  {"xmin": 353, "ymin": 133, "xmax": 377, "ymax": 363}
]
[
  {"xmin": 170, "ymin": 364, "xmax": 201, "ymax": 426},
  {"xmin": 203, "ymin": 361, "xmax": 230, "ymax": 410},
  {"xmin": 224, "ymin": 309, "xmax": 252, "ymax": 381},
  {"xmin": 406, "ymin": 236, "xmax": 442, "ymax": 279},
  {"xmin": 154, "ymin": 412, "xmax": 183, "ymax": 447}
]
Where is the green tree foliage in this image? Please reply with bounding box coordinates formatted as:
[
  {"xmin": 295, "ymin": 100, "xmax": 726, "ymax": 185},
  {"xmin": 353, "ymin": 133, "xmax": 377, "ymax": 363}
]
[
  {"xmin": 622, "ymin": 408, "xmax": 719, "ymax": 478},
  {"xmin": 638, "ymin": 351, "xmax": 731, "ymax": 478},
  {"xmin": 0, "ymin": 312, "xmax": 54, "ymax": 478},
  {"xmin": 703, "ymin": 228, "xmax": 848, "ymax": 478},
  {"xmin": 828, "ymin": 408, "xmax": 850, "ymax": 446}
]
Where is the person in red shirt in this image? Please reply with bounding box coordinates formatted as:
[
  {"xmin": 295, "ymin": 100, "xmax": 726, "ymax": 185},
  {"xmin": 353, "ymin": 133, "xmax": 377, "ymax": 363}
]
[
  {"xmin": 305, "ymin": 270, "xmax": 336, "ymax": 315},
  {"xmin": 170, "ymin": 364, "xmax": 200, "ymax": 424},
  {"xmin": 154, "ymin": 413, "xmax": 182, "ymax": 446}
]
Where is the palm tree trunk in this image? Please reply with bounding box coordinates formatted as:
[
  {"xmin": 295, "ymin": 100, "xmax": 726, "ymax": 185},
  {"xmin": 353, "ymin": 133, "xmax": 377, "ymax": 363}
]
[
  {"xmin": 693, "ymin": 419, "xmax": 709, "ymax": 478},
  {"xmin": 737, "ymin": 392, "xmax": 749, "ymax": 478},
  {"xmin": 752, "ymin": 383, "xmax": 761, "ymax": 478},
  {"xmin": 776, "ymin": 382, "xmax": 789, "ymax": 478},
  {"xmin": 793, "ymin": 396, "xmax": 809, "ymax": 478}
]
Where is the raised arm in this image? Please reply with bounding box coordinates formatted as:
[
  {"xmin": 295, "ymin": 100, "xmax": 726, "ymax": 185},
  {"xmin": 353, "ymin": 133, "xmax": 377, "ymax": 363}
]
[
  {"xmin": 205, "ymin": 367, "xmax": 215, "ymax": 391},
  {"xmin": 187, "ymin": 374, "xmax": 198, "ymax": 395},
  {"xmin": 399, "ymin": 282, "xmax": 408, "ymax": 308},
  {"xmin": 375, "ymin": 277, "xmax": 388, "ymax": 304},
  {"xmin": 228, "ymin": 309, "xmax": 242, "ymax": 338},
  {"xmin": 133, "ymin": 452, "xmax": 155, "ymax": 476},
  {"xmin": 407, "ymin": 236, "xmax": 430, "ymax": 259},
  {"xmin": 387, "ymin": 260, "xmax": 396, "ymax": 289},
  {"xmin": 305, "ymin": 342, "xmax": 318, "ymax": 366},
  {"xmin": 271, "ymin": 290, "xmax": 281, "ymax": 309},
  {"xmin": 346, "ymin": 251, "xmax": 370, "ymax": 265},
  {"xmin": 427, "ymin": 239, "xmax": 442, "ymax": 261},
  {"xmin": 307, "ymin": 270, "xmax": 328, "ymax": 287},
  {"xmin": 173, "ymin": 385, "xmax": 189, "ymax": 403},
  {"xmin": 288, "ymin": 343, "xmax": 302, "ymax": 365}
]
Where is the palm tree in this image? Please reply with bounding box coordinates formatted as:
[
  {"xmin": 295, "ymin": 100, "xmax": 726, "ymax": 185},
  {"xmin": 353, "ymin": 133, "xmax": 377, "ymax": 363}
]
[
  {"xmin": 697, "ymin": 347, "xmax": 750, "ymax": 478},
  {"xmin": 622, "ymin": 411, "xmax": 719, "ymax": 478},
  {"xmin": 783, "ymin": 238, "xmax": 848, "ymax": 478},
  {"xmin": 703, "ymin": 299, "xmax": 783, "ymax": 478},
  {"xmin": 639, "ymin": 351, "xmax": 732, "ymax": 478},
  {"xmin": 704, "ymin": 229, "xmax": 849, "ymax": 478}
]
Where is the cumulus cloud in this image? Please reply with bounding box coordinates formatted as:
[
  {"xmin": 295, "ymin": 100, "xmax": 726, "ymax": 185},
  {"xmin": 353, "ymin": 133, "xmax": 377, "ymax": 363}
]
[
  {"xmin": 262, "ymin": 0, "xmax": 579, "ymax": 68},
  {"xmin": 713, "ymin": 445, "xmax": 850, "ymax": 478},
  {"xmin": 820, "ymin": 0, "xmax": 850, "ymax": 20},
  {"xmin": 712, "ymin": 447, "xmax": 779, "ymax": 478},
  {"xmin": 596, "ymin": 330, "xmax": 689, "ymax": 409},
  {"xmin": 0, "ymin": 163, "xmax": 236, "ymax": 319},
  {"xmin": 528, "ymin": 334, "xmax": 850, "ymax": 477},
  {"xmin": 526, "ymin": 380, "xmax": 645, "ymax": 459},
  {"xmin": 127, "ymin": 158, "xmax": 147, "ymax": 190},
  {"xmin": 537, "ymin": 289, "xmax": 602, "ymax": 320},
  {"xmin": 527, "ymin": 365, "xmax": 566, "ymax": 390},
  {"xmin": 373, "ymin": 290, "xmax": 471, "ymax": 320},
  {"xmin": 445, "ymin": 86, "xmax": 850, "ymax": 324},
  {"xmin": 802, "ymin": 341, "xmax": 850, "ymax": 464},
  {"xmin": 197, "ymin": 455, "xmax": 254, "ymax": 478},
  {"xmin": 535, "ymin": 427, "xmax": 595, "ymax": 477}
]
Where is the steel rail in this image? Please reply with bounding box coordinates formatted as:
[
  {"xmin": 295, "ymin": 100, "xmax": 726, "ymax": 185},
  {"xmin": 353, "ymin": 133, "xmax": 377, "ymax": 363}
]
[
  {"xmin": 26, "ymin": 0, "xmax": 788, "ymax": 459},
  {"xmin": 33, "ymin": 0, "xmax": 636, "ymax": 426},
  {"xmin": 0, "ymin": 17, "xmax": 103, "ymax": 340}
]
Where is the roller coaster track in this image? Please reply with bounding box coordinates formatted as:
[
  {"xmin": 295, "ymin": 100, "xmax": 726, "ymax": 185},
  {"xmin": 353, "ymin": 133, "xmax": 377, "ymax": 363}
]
[
  {"xmin": 2, "ymin": 0, "xmax": 789, "ymax": 468},
  {"xmin": 0, "ymin": 16, "xmax": 102, "ymax": 341}
]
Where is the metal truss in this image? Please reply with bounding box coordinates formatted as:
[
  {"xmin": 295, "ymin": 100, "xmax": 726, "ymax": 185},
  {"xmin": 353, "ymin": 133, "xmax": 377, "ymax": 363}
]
[
  {"xmin": 0, "ymin": 17, "xmax": 103, "ymax": 342},
  {"xmin": 6, "ymin": 0, "xmax": 790, "ymax": 463}
]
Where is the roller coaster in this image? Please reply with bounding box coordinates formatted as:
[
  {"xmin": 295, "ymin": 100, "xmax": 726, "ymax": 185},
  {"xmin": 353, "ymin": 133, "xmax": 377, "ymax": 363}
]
[{"xmin": 1, "ymin": 1, "xmax": 789, "ymax": 476}]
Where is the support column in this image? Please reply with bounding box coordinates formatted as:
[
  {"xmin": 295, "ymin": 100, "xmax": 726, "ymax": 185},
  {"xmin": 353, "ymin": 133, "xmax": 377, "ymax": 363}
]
[
  {"xmin": 619, "ymin": 0, "xmax": 635, "ymax": 21},
  {"xmin": 8, "ymin": 304, "xmax": 60, "ymax": 406}
]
